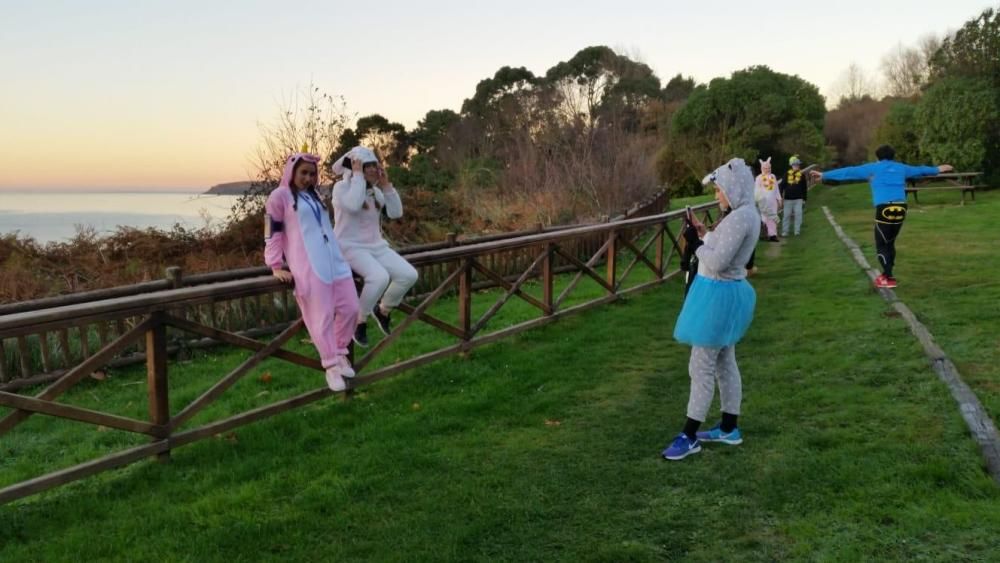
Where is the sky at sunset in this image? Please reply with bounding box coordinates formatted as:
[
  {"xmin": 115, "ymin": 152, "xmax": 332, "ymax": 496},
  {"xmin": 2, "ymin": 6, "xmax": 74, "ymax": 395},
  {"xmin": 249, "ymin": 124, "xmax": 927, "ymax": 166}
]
[{"xmin": 1, "ymin": 0, "xmax": 994, "ymax": 191}]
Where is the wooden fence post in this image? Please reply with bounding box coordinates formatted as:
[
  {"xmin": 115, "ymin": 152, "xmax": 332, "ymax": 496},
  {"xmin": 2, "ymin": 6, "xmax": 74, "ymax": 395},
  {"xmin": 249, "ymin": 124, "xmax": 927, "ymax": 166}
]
[
  {"xmin": 165, "ymin": 266, "xmax": 183, "ymax": 289},
  {"xmin": 606, "ymin": 230, "xmax": 618, "ymax": 293},
  {"xmin": 146, "ymin": 312, "xmax": 170, "ymax": 462},
  {"xmin": 655, "ymin": 222, "xmax": 665, "ymax": 278},
  {"xmin": 165, "ymin": 266, "xmax": 185, "ymax": 358},
  {"xmin": 16, "ymin": 336, "xmax": 31, "ymax": 379},
  {"xmin": 458, "ymin": 258, "xmax": 473, "ymax": 341},
  {"xmin": 0, "ymin": 339, "xmax": 7, "ymax": 383},
  {"xmin": 543, "ymin": 243, "xmax": 555, "ymax": 315}
]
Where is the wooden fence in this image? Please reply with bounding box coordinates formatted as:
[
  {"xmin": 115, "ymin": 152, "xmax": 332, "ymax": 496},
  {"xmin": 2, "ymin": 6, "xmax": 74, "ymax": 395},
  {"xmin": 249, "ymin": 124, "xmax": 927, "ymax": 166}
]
[
  {"xmin": 0, "ymin": 192, "xmax": 708, "ymax": 505},
  {"xmin": 0, "ymin": 189, "xmax": 669, "ymax": 389}
]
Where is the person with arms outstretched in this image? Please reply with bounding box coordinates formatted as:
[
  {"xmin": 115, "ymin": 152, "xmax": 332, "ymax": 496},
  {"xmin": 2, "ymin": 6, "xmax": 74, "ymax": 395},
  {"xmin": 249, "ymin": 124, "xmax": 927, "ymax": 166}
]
[{"xmin": 811, "ymin": 145, "xmax": 952, "ymax": 289}]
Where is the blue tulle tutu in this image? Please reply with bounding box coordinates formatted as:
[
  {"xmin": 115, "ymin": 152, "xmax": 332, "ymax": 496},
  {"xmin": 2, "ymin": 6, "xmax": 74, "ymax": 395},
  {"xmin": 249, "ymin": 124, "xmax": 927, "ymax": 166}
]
[{"xmin": 673, "ymin": 275, "xmax": 756, "ymax": 348}]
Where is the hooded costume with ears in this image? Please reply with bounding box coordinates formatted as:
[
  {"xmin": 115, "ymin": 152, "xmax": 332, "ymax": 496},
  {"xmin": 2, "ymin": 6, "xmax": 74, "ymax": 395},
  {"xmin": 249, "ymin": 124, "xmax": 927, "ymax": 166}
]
[
  {"xmin": 675, "ymin": 157, "xmax": 758, "ymax": 346},
  {"xmin": 265, "ymin": 151, "xmax": 360, "ymax": 387},
  {"xmin": 754, "ymin": 157, "xmax": 782, "ymax": 238},
  {"xmin": 692, "ymin": 158, "xmax": 760, "ymax": 282},
  {"xmin": 331, "ymin": 146, "xmax": 418, "ymax": 324},
  {"xmin": 668, "ymin": 158, "xmax": 759, "ymax": 438},
  {"xmin": 332, "ymin": 146, "xmax": 403, "ymax": 248}
]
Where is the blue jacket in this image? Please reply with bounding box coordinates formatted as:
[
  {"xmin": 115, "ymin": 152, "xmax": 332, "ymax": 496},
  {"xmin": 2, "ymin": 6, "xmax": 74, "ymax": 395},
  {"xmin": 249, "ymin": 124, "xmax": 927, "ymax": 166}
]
[{"xmin": 823, "ymin": 160, "xmax": 939, "ymax": 206}]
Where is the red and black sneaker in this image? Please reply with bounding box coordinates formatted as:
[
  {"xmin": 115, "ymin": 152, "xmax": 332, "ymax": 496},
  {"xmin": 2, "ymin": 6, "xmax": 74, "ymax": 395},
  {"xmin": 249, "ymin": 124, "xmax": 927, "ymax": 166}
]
[{"xmin": 874, "ymin": 274, "xmax": 898, "ymax": 289}]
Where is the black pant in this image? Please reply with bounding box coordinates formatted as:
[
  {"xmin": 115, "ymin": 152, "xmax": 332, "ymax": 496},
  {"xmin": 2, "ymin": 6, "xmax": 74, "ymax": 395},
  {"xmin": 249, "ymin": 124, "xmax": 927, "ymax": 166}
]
[{"xmin": 874, "ymin": 203, "xmax": 907, "ymax": 277}]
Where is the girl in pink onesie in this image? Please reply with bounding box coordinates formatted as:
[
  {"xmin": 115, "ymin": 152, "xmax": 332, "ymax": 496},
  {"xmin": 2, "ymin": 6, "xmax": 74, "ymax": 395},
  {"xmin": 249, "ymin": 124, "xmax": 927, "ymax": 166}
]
[{"xmin": 265, "ymin": 150, "xmax": 360, "ymax": 392}]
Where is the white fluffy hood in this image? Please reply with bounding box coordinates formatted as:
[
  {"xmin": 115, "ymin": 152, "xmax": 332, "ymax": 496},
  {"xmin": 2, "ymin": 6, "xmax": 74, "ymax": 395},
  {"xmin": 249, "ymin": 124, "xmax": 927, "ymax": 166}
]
[{"xmin": 331, "ymin": 146, "xmax": 379, "ymax": 176}]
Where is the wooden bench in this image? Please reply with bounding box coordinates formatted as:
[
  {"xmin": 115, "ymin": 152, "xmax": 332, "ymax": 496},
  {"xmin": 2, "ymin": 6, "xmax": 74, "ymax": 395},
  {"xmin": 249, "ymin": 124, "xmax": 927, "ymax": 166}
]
[
  {"xmin": 906, "ymin": 172, "xmax": 984, "ymax": 206},
  {"xmin": 906, "ymin": 184, "xmax": 986, "ymax": 205}
]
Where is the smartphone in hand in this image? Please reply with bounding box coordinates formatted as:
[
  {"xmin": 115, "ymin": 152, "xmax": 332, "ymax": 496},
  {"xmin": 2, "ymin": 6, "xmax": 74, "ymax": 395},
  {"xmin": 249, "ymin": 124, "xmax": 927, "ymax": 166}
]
[{"xmin": 685, "ymin": 205, "xmax": 694, "ymax": 224}]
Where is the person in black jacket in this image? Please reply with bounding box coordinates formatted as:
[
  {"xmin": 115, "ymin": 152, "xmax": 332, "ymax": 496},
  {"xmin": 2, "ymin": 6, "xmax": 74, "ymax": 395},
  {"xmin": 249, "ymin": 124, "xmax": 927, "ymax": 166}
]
[{"xmin": 781, "ymin": 155, "xmax": 808, "ymax": 236}]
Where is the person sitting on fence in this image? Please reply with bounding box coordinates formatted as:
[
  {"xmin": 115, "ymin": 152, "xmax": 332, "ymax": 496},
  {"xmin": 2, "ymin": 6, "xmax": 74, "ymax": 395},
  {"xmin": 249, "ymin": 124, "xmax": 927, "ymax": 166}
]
[
  {"xmin": 755, "ymin": 157, "xmax": 782, "ymax": 242},
  {"xmin": 331, "ymin": 146, "xmax": 419, "ymax": 348},
  {"xmin": 781, "ymin": 155, "xmax": 808, "ymax": 237},
  {"xmin": 810, "ymin": 145, "xmax": 953, "ymax": 289},
  {"xmin": 663, "ymin": 157, "xmax": 759, "ymax": 461},
  {"xmin": 265, "ymin": 146, "xmax": 361, "ymax": 392}
]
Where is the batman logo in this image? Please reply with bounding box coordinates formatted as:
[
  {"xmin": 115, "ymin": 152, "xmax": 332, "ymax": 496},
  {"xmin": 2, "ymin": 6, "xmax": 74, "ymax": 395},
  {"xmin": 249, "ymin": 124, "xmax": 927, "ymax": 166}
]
[{"xmin": 880, "ymin": 205, "xmax": 907, "ymax": 222}]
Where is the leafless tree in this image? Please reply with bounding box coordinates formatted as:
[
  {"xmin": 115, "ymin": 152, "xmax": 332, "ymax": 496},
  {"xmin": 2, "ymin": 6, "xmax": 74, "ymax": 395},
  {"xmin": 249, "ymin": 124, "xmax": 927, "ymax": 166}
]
[
  {"xmin": 228, "ymin": 83, "xmax": 352, "ymax": 222},
  {"xmin": 831, "ymin": 63, "xmax": 878, "ymax": 106},
  {"xmin": 880, "ymin": 35, "xmax": 940, "ymax": 97},
  {"xmin": 250, "ymin": 83, "xmax": 352, "ymax": 186},
  {"xmin": 918, "ymin": 34, "xmax": 942, "ymax": 66}
]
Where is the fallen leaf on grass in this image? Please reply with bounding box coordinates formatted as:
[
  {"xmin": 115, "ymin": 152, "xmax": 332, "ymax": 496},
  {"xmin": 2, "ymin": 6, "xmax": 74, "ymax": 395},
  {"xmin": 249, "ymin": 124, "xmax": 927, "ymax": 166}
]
[
  {"xmin": 544, "ymin": 419, "xmax": 562, "ymax": 427},
  {"xmin": 90, "ymin": 370, "xmax": 107, "ymax": 381},
  {"xmin": 260, "ymin": 372, "xmax": 273, "ymax": 384}
]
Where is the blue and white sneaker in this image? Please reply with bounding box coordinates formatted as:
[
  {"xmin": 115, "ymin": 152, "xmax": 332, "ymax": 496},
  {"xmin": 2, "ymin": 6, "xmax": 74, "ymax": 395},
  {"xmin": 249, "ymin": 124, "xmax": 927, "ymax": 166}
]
[
  {"xmin": 696, "ymin": 425, "xmax": 743, "ymax": 445},
  {"xmin": 662, "ymin": 433, "xmax": 702, "ymax": 460}
]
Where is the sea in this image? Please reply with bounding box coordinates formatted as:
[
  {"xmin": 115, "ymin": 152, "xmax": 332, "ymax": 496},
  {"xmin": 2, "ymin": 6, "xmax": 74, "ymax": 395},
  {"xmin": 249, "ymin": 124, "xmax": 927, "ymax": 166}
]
[{"xmin": 0, "ymin": 191, "xmax": 242, "ymax": 244}]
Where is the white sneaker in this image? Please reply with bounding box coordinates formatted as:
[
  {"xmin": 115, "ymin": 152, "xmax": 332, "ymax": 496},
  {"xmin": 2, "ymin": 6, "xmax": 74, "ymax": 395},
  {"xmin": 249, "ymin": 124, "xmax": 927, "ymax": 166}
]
[
  {"xmin": 325, "ymin": 367, "xmax": 347, "ymax": 392},
  {"xmin": 337, "ymin": 356, "xmax": 356, "ymax": 379}
]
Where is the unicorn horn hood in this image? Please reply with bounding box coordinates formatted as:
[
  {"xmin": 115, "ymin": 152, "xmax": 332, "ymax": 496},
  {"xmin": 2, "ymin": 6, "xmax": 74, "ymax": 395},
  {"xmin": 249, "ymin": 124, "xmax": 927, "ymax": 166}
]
[
  {"xmin": 280, "ymin": 151, "xmax": 322, "ymax": 189},
  {"xmin": 331, "ymin": 146, "xmax": 379, "ymax": 177},
  {"xmin": 702, "ymin": 158, "xmax": 755, "ymax": 210}
]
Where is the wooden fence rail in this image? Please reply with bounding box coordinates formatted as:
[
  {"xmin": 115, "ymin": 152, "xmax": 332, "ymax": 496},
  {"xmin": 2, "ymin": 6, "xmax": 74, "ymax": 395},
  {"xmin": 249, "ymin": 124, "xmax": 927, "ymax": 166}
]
[
  {"xmin": 0, "ymin": 192, "xmax": 703, "ymax": 505},
  {"xmin": 0, "ymin": 189, "xmax": 669, "ymax": 388}
]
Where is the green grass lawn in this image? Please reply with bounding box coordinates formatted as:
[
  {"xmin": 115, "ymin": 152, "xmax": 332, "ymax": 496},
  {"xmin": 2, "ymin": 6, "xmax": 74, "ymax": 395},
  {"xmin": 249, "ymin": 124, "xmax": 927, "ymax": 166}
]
[
  {"xmin": 816, "ymin": 184, "xmax": 1000, "ymax": 423},
  {"xmin": 1, "ymin": 194, "xmax": 1000, "ymax": 561}
]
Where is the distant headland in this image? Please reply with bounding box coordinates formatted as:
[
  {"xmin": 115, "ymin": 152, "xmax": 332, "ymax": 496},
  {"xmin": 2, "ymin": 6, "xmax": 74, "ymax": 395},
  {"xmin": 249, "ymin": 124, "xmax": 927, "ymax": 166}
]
[{"xmin": 204, "ymin": 181, "xmax": 255, "ymax": 195}]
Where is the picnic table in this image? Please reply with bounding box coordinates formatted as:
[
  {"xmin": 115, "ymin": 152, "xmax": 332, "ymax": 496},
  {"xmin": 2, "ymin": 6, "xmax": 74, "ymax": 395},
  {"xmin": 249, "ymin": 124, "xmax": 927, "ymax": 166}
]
[{"xmin": 906, "ymin": 172, "xmax": 984, "ymax": 205}]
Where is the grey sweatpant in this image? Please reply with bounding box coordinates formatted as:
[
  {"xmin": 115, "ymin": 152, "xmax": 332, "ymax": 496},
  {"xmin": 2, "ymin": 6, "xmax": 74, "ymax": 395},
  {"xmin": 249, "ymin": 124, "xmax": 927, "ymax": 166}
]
[
  {"xmin": 686, "ymin": 345, "xmax": 742, "ymax": 422},
  {"xmin": 781, "ymin": 199, "xmax": 804, "ymax": 236}
]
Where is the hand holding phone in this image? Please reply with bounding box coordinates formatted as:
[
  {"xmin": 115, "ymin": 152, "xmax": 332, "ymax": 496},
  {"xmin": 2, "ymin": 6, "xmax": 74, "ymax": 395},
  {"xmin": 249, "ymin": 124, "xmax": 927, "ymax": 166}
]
[{"xmin": 685, "ymin": 206, "xmax": 707, "ymax": 238}]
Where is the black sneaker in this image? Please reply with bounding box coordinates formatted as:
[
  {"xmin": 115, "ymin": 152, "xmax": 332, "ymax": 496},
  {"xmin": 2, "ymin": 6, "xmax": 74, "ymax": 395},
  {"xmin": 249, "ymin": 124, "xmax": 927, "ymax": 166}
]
[
  {"xmin": 372, "ymin": 307, "xmax": 392, "ymax": 336},
  {"xmin": 353, "ymin": 323, "xmax": 369, "ymax": 348},
  {"xmin": 768, "ymin": 235, "xmax": 780, "ymax": 242}
]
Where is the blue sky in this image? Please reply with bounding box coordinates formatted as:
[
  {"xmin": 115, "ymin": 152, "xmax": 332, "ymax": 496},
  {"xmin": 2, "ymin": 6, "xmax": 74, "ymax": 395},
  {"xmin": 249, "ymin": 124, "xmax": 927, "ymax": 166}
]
[{"xmin": 0, "ymin": 0, "xmax": 994, "ymax": 189}]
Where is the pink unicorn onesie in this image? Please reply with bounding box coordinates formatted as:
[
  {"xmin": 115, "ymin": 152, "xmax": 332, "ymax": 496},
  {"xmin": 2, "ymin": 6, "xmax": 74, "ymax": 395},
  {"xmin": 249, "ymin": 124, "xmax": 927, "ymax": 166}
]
[
  {"xmin": 264, "ymin": 150, "xmax": 360, "ymax": 392},
  {"xmin": 754, "ymin": 157, "xmax": 782, "ymax": 242}
]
